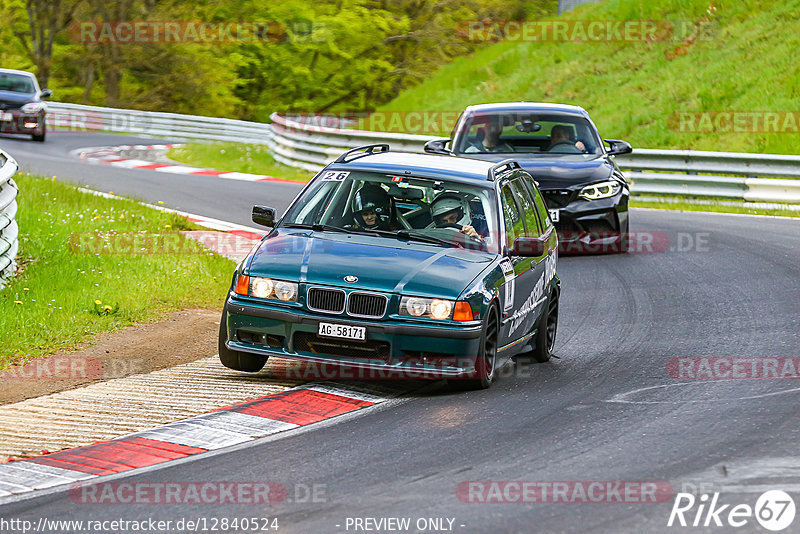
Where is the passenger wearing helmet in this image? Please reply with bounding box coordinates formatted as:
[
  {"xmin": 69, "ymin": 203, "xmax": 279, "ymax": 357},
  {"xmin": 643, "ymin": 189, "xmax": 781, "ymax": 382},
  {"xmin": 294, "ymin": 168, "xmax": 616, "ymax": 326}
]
[
  {"xmin": 430, "ymin": 193, "xmax": 484, "ymax": 240},
  {"xmin": 349, "ymin": 183, "xmax": 395, "ymax": 231}
]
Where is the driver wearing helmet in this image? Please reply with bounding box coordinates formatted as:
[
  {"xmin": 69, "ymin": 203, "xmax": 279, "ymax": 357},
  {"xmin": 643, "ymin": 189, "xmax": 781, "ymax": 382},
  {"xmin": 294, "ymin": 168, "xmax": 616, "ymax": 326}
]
[
  {"xmin": 430, "ymin": 193, "xmax": 483, "ymax": 240},
  {"xmin": 349, "ymin": 183, "xmax": 395, "ymax": 231}
]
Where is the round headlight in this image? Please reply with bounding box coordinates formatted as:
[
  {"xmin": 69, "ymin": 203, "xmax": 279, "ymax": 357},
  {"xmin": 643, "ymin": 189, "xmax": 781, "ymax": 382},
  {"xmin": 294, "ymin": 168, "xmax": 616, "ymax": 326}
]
[
  {"xmin": 429, "ymin": 299, "xmax": 452, "ymax": 320},
  {"xmin": 251, "ymin": 277, "xmax": 273, "ymax": 298},
  {"xmin": 405, "ymin": 297, "xmax": 427, "ymax": 317},
  {"xmin": 274, "ymin": 281, "xmax": 296, "ymax": 301}
]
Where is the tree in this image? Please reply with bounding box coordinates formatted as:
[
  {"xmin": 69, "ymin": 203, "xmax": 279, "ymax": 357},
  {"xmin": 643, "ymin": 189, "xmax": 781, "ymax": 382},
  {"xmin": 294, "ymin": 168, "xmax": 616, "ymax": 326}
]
[{"xmin": 9, "ymin": 0, "xmax": 83, "ymax": 88}]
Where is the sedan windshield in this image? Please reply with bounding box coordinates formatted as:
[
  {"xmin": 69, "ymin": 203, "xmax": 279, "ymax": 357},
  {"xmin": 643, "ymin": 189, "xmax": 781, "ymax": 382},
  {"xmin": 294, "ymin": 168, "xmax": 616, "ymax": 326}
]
[
  {"xmin": 455, "ymin": 111, "xmax": 603, "ymax": 158},
  {"xmin": 281, "ymin": 170, "xmax": 499, "ymax": 253},
  {"xmin": 0, "ymin": 73, "xmax": 35, "ymax": 94}
]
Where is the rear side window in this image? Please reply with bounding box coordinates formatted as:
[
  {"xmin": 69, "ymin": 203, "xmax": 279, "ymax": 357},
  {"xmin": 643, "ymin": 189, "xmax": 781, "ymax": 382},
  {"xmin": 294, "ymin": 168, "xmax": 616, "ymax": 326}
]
[
  {"xmin": 500, "ymin": 183, "xmax": 525, "ymax": 249},
  {"xmin": 521, "ymin": 176, "xmax": 553, "ymax": 233},
  {"xmin": 508, "ymin": 178, "xmax": 542, "ymax": 237}
]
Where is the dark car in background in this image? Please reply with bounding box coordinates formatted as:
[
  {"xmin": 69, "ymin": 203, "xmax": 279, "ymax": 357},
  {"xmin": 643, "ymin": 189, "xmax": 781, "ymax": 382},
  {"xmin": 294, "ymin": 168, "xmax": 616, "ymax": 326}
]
[
  {"xmin": 425, "ymin": 103, "xmax": 632, "ymax": 253},
  {"xmin": 0, "ymin": 68, "xmax": 51, "ymax": 143},
  {"xmin": 219, "ymin": 145, "xmax": 560, "ymax": 390}
]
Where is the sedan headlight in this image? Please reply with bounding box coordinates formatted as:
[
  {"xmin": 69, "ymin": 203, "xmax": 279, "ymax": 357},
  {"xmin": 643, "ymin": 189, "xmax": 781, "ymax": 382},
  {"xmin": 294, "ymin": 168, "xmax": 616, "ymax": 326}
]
[
  {"xmin": 235, "ymin": 275, "xmax": 298, "ymax": 302},
  {"xmin": 20, "ymin": 102, "xmax": 46, "ymax": 114},
  {"xmin": 579, "ymin": 180, "xmax": 622, "ymax": 200},
  {"xmin": 400, "ymin": 296, "xmax": 454, "ymax": 320}
]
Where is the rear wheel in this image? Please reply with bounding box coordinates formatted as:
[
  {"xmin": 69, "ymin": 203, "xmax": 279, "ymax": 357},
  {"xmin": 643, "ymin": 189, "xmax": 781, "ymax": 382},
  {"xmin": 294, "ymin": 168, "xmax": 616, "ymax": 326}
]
[
  {"xmin": 218, "ymin": 309, "xmax": 268, "ymax": 372},
  {"xmin": 450, "ymin": 305, "xmax": 498, "ymax": 390},
  {"xmin": 530, "ymin": 292, "xmax": 558, "ymax": 363}
]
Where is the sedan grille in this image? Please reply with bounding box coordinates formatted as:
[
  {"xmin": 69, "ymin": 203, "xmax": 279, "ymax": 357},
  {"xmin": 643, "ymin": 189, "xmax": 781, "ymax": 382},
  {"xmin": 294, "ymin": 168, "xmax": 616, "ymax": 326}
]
[
  {"xmin": 542, "ymin": 189, "xmax": 574, "ymax": 209},
  {"xmin": 307, "ymin": 287, "xmax": 345, "ymax": 314},
  {"xmin": 347, "ymin": 292, "xmax": 388, "ymax": 318}
]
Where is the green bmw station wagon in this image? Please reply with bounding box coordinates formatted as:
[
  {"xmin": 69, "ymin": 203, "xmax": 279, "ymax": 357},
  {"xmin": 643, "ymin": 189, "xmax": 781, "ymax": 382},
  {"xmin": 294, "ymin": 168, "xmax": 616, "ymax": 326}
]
[{"xmin": 219, "ymin": 145, "xmax": 560, "ymax": 389}]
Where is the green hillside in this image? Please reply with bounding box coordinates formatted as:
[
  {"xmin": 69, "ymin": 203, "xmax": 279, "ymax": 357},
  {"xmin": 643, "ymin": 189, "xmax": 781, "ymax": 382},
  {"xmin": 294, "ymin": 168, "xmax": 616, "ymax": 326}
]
[{"xmin": 377, "ymin": 0, "xmax": 800, "ymax": 154}]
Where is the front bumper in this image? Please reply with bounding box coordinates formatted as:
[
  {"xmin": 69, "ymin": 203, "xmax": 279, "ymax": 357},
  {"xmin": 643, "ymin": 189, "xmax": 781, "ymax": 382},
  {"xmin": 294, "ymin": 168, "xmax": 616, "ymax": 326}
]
[
  {"xmin": 543, "ymin": 189, "xmax": 629, "ymax": 254},
  {"xmin": 0, "ymin": 111, "xmax": 45, "ymax": 135},
  {"xmin": 225, "ymin": 299, "xmax": 484, "ymax": 379}
]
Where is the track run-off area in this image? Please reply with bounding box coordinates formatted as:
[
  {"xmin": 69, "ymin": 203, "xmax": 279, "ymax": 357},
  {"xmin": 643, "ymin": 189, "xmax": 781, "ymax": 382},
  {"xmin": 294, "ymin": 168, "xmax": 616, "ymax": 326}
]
[{"xmin": 0, "ymin": 132, "xmax": 798, "ymax": 533}]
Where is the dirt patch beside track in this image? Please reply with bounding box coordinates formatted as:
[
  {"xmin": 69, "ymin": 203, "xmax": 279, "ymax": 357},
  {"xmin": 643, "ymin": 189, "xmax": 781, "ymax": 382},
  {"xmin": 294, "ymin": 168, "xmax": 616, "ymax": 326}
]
[{"xmin": 0, "ymin": 308, "xmax": 220, "ymax": 405}]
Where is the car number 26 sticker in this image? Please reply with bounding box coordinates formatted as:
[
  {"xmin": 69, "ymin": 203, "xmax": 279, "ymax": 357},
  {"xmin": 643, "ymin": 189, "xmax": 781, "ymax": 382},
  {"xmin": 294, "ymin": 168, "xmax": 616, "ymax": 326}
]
[{"xmin": 321, "ymin": 171, "xmax": 350, "ymax": 181}]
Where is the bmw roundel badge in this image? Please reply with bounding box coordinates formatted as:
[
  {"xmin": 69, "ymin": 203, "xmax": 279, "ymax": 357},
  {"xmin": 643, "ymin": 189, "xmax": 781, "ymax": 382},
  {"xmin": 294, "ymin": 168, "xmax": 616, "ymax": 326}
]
[{"xmin": 344, "ymin": 275, "xmax": 358, "ymax": 283}]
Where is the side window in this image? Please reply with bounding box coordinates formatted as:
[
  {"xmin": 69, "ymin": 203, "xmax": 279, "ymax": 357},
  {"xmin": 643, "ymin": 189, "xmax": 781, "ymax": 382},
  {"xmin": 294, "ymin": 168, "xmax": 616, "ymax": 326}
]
[
  {"xmin": 521, "ymin": 175, "xmax": 553, "ymax": 233},
  {"xmin": 500, "ymin": 182, "xmax": 525, "ymax": 250},
  {"xmin": 508, "ymin": 178, "xmax": 542, "ymax": 237}
]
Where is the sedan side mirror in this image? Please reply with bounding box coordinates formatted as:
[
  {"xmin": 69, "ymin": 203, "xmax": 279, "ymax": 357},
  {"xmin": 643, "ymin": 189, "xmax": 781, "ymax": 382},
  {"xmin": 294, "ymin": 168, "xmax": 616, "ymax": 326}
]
[
  {"xmin": 252, "ymin": 205, "xmax": 276, "ymax": 227},
  {"xmin": 423, "ymin": 138, "xmax": 451, "ymax": 155},
  {"xmin": 605, "ymin": 139, "xmax": 632, "ymax": 156},
  {"xmin": 511, "ymin": 236, "xmax": 545, "ymax": 257},
  {"xmin": 40, "ymin": 89, "xmax": 52, "ymax": 99}
]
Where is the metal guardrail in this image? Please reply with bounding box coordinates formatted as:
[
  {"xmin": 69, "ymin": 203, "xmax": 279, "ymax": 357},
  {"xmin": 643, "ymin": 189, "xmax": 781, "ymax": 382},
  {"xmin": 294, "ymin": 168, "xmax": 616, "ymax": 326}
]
[
  {"xmin": 47, "ymin": 102, "xmax": 273, "ymax": 144},
  {"xmin": 40, "ymin": 103, "xmax": 800, "ymax": 204},
  {"xmin": 0, "ymin": 150, "xmax": 20, "ymax": 289},
  {"xmin": 267, "ymin": 114, "xmax": 800, "ymax": 204}
]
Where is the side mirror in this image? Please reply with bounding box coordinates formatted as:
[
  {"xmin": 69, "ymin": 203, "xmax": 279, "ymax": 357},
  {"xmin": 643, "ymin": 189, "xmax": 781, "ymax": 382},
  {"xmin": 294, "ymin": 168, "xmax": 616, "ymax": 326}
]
[
  {"xmin": 423, "ymin": 138, "xmax": 451, "ymax": 155},
  {"xmin": 40, "ymin": 89, "xmax": 52, "ymax": 99},
  {"xmin": 511, "ymin": 236, "xmax": 545, "ymax": 257},
  {"xmin": 252, "ymin": 205, "xmax": 276, "ymax": 227},
  {"xmin": 605, "ymin": 139, "xmax": 632, "ymax": 156}
]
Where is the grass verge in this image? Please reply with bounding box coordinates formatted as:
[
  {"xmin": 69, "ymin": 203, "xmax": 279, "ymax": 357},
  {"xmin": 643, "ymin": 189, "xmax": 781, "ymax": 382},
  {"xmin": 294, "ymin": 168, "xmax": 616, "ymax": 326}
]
[
  {"xmin": 168, "ymin": 142, "xmax": 313, "ymax": 182},
  {"xmin": 0, "ymin": 173, "xmax": 235, "ymax": 368},
  {"xmin": 631, "ymin": 197, "xmax": 800, "ymax": 218},
  {"xmin": 376, "ymin": 0, "xmax": 800, "ymax": 154}
]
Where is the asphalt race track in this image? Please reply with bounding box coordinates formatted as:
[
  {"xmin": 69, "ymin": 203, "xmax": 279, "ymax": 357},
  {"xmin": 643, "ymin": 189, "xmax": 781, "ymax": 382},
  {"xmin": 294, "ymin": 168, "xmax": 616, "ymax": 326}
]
[{"xmin": 2, "ymin": 133, "xmax": 799, "ymax": 533}]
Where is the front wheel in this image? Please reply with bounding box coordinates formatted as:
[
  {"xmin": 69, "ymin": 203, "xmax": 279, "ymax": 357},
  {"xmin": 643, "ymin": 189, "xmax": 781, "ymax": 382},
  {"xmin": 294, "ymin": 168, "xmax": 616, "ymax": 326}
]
[
  {"xmin": 449, "ymin": 305, "xmax": 499, "ymax": 390},
  {"xmin": 218, "ymin": 309, "xmax": 268, "ymax": 372}
]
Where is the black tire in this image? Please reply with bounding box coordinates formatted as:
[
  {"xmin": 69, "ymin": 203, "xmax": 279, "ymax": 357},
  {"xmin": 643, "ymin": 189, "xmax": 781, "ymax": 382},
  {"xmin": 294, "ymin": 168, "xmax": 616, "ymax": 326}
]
[
  {"xmin": 617, "ymin": 221, "xmax": 629, "ymax": 253},
  {"xmin": 32, "ymin": 131, "xmax": 45, "ymax": 143},
  {"xmin": 218, "ymin": 309, "xmax": 268, "ymax": 372},
  {"xmin": 450, "ymin": 305, "xmax": 499, "ymax": 390},
  {"xmin": 530, "ymin": 291, "xmax": 558, "ymax": 363}
]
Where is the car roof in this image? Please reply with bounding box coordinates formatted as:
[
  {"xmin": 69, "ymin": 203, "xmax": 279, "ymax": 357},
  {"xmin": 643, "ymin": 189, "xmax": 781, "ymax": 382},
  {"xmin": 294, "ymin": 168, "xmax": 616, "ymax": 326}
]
[
  {"xmin": 0, "ymin": 68, "xmax": 37, "ymax": 79},
  {"xmin": 326, "ymin": 150, "xmax": 503, "ymax": 185},
  {"xmin": 463, "ymin": 102, "xmax": 590, "ymax": 118}
]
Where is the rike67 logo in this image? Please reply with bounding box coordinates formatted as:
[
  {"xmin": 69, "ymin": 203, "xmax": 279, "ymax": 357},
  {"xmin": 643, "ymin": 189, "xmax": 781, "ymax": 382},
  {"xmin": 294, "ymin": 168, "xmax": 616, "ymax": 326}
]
[{"xmin": 668, "ymin": 490, "xmax": 796, "ymax": 531}]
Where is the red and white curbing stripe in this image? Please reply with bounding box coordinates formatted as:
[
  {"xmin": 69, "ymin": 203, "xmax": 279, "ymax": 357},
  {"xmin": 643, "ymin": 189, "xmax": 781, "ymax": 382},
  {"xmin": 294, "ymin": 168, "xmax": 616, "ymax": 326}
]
[
  {"xmin": 73, "ymin": 144, "xmax": 299, "ymax": 184},
  {"xmin": 0, "ymin": 382, "xmax": 404, "ymax": 497}
]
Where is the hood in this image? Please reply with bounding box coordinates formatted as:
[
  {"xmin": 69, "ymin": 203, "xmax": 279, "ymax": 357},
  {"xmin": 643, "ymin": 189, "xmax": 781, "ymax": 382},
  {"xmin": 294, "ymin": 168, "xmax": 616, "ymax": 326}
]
[
  {"xmin": 461, "ymin": 153, "xmax": 615, "ymax": 189},
  {"xmin": 0, "ymin": 91, "xmax": 36, "ymax": 106},
  {"xmin": 247, "ymin": 229, "xmax": 494, "ymax": 300}
]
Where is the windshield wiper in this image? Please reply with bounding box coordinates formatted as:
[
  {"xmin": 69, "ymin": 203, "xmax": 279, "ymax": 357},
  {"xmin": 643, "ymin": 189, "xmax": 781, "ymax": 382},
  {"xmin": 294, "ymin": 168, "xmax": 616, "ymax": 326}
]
[
  {"xmin": 282, "ymin": 223, "xmax": 359, "ymax": 234},
  {"xmin": 393, "ymin": 229, "xmax": 463, "ymax": 248}
]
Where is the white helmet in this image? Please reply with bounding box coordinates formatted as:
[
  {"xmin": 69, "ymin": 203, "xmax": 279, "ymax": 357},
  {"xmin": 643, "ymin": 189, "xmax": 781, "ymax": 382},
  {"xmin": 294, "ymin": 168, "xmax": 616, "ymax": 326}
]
[{"xmin": 431, "ymin": 193, "xmax": 470, "ymax": 227}]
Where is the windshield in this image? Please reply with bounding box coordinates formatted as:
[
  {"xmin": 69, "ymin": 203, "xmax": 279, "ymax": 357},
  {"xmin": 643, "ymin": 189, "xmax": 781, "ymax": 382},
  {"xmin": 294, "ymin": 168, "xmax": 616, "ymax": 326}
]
[
  {"xmin": 0, "ymin": 73, "xmax": 35, "ymax": 94},
  {"xmin": 281, "ymin": 170, "xmax": 499, "ymax": 253},
  {"xmin": 455, "ymin": 111, "xmax": 603, "ymax": 158}
]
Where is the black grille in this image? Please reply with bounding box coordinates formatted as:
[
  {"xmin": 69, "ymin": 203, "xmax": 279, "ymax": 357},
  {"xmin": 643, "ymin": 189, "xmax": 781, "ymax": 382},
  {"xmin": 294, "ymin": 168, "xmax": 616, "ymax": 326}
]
[
  {"xmin": 307, "ymin": 287, "xmax": 345, "ymax": 313},
  {"xmin": 293, "ymin": 332, "xmax": 391, "ymax": 362},
  {"xmin": 348, "ymin": 292, "xmax": 387, "ymax": 318},
  {"xmin": 542, "ymin": 189, "xmax": 574, "ymax": 209}
]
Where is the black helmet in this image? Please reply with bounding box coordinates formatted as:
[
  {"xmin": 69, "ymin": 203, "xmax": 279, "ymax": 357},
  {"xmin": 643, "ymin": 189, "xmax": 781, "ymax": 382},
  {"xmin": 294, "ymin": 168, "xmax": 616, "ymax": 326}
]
[{"xmin": 352, "ymin": 184, "xmax": 392, "ymax": 229}]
